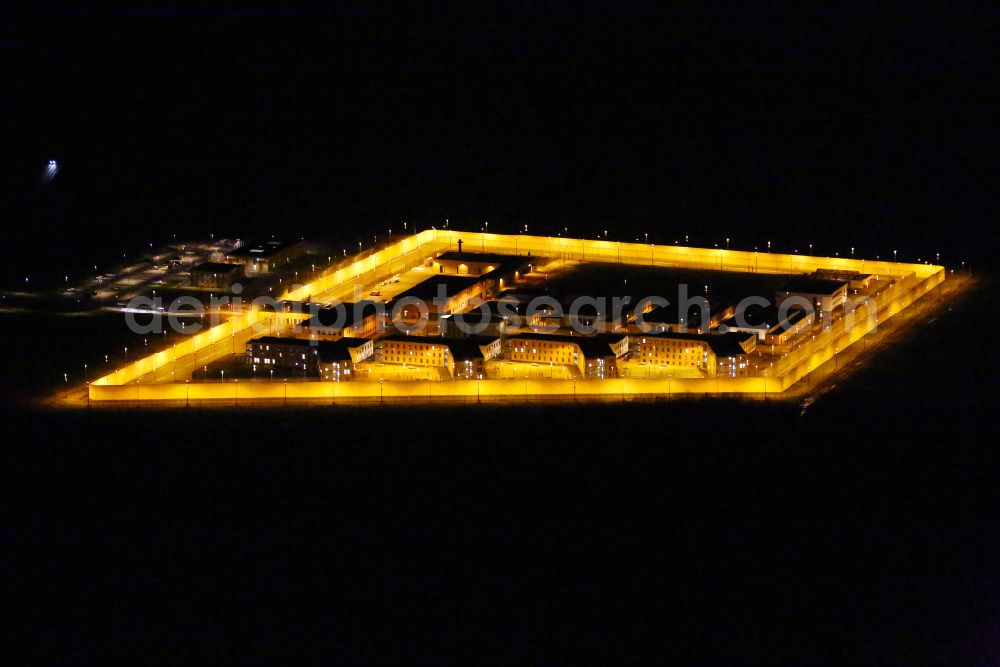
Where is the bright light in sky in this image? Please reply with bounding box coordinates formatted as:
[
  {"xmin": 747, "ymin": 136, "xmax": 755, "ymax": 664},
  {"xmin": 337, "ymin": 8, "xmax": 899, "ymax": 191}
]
[{"xmin": 42, "ymin": 159, "xmax": 59, "ymax": 183}]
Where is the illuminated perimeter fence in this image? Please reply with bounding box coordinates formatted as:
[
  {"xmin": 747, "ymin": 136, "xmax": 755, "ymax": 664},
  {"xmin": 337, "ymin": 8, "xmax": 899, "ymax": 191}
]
[{"xmin": 90, "ymin": 230, "xmax": 945, "ymax": 402}]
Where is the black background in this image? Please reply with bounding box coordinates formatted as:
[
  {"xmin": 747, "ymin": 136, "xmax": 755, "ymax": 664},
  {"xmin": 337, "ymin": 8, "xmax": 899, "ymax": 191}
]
[
  {"xmin": 2, "ymin": 4, "xmax": 995, "ymax": 284},
  {"xmin": 2, "ymin": 5, "xmax": 998, "ymax": 665}
]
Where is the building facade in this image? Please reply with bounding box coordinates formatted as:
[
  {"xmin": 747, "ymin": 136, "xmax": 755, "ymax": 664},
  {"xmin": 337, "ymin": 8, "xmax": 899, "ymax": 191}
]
[
  {"xmin": 246, "ymin": 336, "xmax": 322, "ymax": 375},
  {"xmin": 812, "ymin": 269, "xmax": 874, "ymax": 291},
  {"xmin": 318, "ymin": 338, "xmax": 374, "ymax": 382},
  {"xmin": 300, "ymin": 301, "xmax": 384, "ymax": 341},
  {"xmin": 776, "ymin": 277, "xmax": 848, "ymax": 322},
  {"xmin": 391, "ymin": 275, "xmax": 498, "ymax": 324},
  {"xmin": 376, "ymin": 335, "xmax": 501, "ymax": 378},
  {"xmin": 225, "ymin": 238, "xmax": 307, "ymax": 274},
  {"xmin": 506, "ymin": 333, "xmax": 629, "ymax": 378},
  {"xmin": 632, "ymin": 332, "xmax": 757, "ymax": 377},
  {"xmin": 190, "ymin": 262, "xmax": 242, "ymax": 289}
]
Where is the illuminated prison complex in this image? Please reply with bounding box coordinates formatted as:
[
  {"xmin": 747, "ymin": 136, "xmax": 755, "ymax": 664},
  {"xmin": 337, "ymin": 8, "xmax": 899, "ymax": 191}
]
[{"xmin": 87, "ymin": 229, "xmax": 946, "ymax": 402}]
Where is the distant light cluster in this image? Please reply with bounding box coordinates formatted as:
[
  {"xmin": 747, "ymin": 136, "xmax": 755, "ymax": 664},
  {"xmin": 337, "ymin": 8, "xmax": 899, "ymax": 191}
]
[{"xmin": 42, "ymin": 159, "xmax": 59, "ymax": 183}]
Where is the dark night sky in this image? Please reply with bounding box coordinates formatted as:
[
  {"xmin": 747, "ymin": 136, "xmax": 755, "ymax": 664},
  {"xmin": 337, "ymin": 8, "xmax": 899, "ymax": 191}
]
[
  {"xmin": 1, "ymin": 4, "xmax": 996, "ymax": 285},
  {"xmin": 3, "ymin": 8, "xmax": 1000, "ymax": 666}
]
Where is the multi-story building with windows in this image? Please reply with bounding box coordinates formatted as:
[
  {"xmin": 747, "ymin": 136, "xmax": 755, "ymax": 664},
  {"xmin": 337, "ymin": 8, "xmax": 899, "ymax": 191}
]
[
  {"xmin": 634, "ymin": 298, "xmax": 735, "ymax": 334},
  {"xmin": 390, "ymin": 275, "xmax": 495, "ymax": 324},
  {"xmin": 505, "ymin": 333, "xmax": 629, "ymax": 378},
  {"xmin": 247, "ymin": 336, "xmax": 374, "ymax": 380},
  {"xmin": 246, "ymin": 336, "xmax": 323, "ymax": 375},
  {"xmin": 431, "ymin": 250, "xmax": 528, "ymax": 279},
  {"xmin": 190, "ymin": 262, "xmax": 242, "ymax": 289},
  {"xmin": 376, "ymin": 334, "xmax": 501, "ymax": 378},
  {"xmin": 449, "ymin": 336, "xmax": 503, "ymax": 379},
  {"xmin": 318, "ymin": 337, "xmax": 374, "ymax": 382},
  {"xmin": 776, "ymin": 277, "xmax": 848, "ymax": 323},
  {"xmin": 632, "ymin": 332, "xmax": 757, "ymax": 377},
  {"xmin": 225, "ymin": 238, "xmax": 307, "ymax": 274},
  {"xmin": 812, "ymin": 269, "xmax": 874, "ymax": 291},
  {"xmin": 300, "ymin": 301, "xmax": 384, "ymax": 341},
  {"xmin": 718, "ymin": 305, "xmax": 813, "ymax": 344}
]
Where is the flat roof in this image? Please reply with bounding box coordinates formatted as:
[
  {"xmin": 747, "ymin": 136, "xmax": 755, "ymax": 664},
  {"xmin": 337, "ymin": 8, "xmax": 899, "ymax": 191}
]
[
  {"xmin": 436, "ymin": 251, "xmax": 527, "ymax": 265},
  {"xmin": 814, "ymin": 269, "xmax": 872, "ymax": 280},
  {"xmin": 447, "ymin": 335, "xmax": 502, "ymax": 360},
  {"xmin": 441, "ymin": 310, "xmax": 506, "ymax": 325},
  {"xmin": 778, "ymin": 277, "xmax": 848, "ymax": 294},
  {"xmin": 392, "ymin": 274, "xmax": 482, "ymax": 302},
  {"xmin": 301, "ymin": 301, "xmax": 383, "ymax": 330},
  {"xmin": 248, "ymin": 336, "xmax": 316, "ymax": 349},
  {"xmin": 643, "ymin": 298, "xmax": 730, "ymax": 326},
  {"xmin": 226, "ymin": 238, "xmax": 303, "ymax": 259},
  {"xmin": 191, "ymin": 262, "xmax": 242, "ymax": 274},
  {"xmin": 248, "ymin": 336, "xmax": 371, "ymax": 362},
  {"xmin": 771, "ymin": 308, "xmax": 811, "ymax": 333},
  {"xmin": 317, "ymin": 337, "xmax": 371, "ymax": 362},
  {"xmin": 720, "ymin": 305, "xmax": 809, "ymax": 330},
  {"xmin": 473, "ymin": 299, "xmax": 531, "ymax": 318}
]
